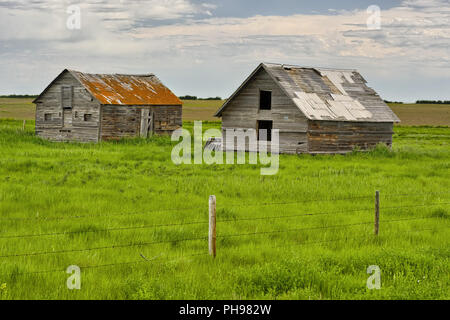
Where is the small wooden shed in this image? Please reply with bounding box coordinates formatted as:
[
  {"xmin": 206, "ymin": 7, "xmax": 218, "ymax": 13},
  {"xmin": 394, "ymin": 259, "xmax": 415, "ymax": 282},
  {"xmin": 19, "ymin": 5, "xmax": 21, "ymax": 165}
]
[
  {"xmin": 34, "ymin": 69, "xmax": 182, "ymax": 142},
  {"xmin": 215, "ymin": 63, "xmax": 400, "ymax": 154}
]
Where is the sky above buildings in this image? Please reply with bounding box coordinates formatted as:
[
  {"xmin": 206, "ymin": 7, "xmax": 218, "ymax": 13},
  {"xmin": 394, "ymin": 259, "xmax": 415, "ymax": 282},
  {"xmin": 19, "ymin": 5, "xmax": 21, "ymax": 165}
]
[{"xmin": 0, "ymin": 0, "xmax": 449, "ymax": 101}]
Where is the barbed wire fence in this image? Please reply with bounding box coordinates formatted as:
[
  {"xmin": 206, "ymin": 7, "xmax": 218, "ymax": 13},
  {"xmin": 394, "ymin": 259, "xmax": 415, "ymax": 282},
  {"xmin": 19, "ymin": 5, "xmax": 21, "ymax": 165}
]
[{"xmin": 0, "ymin": 191, "xmax": 448, "ymax": 277}]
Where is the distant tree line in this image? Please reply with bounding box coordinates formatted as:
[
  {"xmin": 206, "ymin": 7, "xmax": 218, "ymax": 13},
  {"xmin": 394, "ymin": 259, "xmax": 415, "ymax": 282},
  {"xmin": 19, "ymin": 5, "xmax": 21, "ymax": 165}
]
[
  {"xmin": 179, "ymin": 95, "xmax": 222, "ymax": 100},
  {"xmin": 0, "ymin": 94, "xmax": 38, "ymax": 98},
  {"xmin": 384, "ymin": 100, "xmax": 404, "ymax": 104},
  {"xmin": 1, "ymin": 94, "xmax": 225, "ymax": 101},
  {"xmin": 384, "ymin": 100, "xmax": 450, "ymax": 105},
  {"xmin": 179, "ymin": 95, "xmax": 197, "ymax": 100},
  {"xmin": 416, "ymin": 100, "xmax": 450, "ymax": 104}
]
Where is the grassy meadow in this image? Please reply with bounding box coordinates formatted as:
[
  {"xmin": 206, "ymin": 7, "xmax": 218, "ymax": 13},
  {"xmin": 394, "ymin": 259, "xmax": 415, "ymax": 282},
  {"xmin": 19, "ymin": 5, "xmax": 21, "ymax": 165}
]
[
  {"xmin": 0, "ymin": 98, "xmax": 449, "ymax": 300},
  {"xmin": 0, "ymin": 117, "xmax": 448, "ymax": 300}
]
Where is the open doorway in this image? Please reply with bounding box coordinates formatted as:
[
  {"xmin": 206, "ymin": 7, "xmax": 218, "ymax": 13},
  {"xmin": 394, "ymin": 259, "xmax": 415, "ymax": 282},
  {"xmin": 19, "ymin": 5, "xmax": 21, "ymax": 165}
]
[{"xmin": 257, "ymin": 120, "xmax": 273, "ymax": 141}]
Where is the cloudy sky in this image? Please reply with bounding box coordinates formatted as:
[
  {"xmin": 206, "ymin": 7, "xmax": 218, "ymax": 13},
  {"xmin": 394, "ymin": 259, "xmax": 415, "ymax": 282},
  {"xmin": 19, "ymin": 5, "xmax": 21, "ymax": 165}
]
[{"xmin": 0, "ymin": 0, "xmax": 449, "ymax": 101}]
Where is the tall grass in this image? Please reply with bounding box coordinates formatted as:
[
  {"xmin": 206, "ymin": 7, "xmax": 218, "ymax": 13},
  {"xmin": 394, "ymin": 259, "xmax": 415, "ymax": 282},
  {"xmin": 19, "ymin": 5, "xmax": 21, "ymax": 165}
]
[{"xmin": 0, "ymin": 120, "xmax": 448, "ymax": 300}]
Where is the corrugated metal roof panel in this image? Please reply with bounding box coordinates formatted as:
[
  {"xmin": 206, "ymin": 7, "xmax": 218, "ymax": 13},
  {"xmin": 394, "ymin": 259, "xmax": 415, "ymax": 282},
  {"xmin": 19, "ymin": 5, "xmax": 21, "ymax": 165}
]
[
  {"xmin": 262, "ymin": 63, "xmax": 400, "ymax": 123},
  {"xmin": 69, "ymin": 70, "xmax": 182, "ymax": 106}
]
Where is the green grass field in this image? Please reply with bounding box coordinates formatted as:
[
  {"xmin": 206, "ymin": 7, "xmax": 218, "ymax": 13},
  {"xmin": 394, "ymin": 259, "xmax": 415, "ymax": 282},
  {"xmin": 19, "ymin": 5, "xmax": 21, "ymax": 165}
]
[{"xmin": 0, "ymin": 119, "xmax": 449, "ymax": 300}]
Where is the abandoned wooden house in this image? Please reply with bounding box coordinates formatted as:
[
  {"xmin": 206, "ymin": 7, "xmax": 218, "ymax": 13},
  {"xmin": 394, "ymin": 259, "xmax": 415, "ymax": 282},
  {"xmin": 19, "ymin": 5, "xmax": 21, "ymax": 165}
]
[
  {"xmin": 34, "ymin": 69, "xmax": 182, "ymax": 142},
  {"xmin": 214, "ymin": 63, "xmax": 400, "ymax": 154}
]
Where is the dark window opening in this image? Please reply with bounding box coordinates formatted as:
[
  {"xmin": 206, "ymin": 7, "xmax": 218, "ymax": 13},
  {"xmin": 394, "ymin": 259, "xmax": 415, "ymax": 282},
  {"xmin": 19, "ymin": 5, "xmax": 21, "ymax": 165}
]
[
  {"xmin": 259, "ymin": 90, "xmax": 272, "ymax": 110},
  {"xmin": 44, "ymin": 113, "xmax": 52, "ymax": 121},
  {"xmin": 84, "ymin": 114, "xmax": 92, "ymax": 121},
  {"xmin": 258, "ymin": 120, "xmax": 273, "ymax": 142}
]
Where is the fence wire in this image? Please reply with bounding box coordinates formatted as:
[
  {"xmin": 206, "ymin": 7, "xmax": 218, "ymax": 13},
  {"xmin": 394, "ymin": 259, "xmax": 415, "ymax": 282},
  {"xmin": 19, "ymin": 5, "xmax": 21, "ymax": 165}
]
[
  {"xmin": 1, "ymin": 202, "xmax": 448, "ymax": 241},
  {"xmin": 5, "ymin": 226, "xmax": 448, "ymax": 277},
  {"xmin": 0, "ymin": 192, "xmax": 447, "ymax": 223},
  {"xmin": 0, "ymin": 192, "xmax": 448, "ymax": 279},
  {"xmin": 0, "ymin": 235, "xmax": 208, "ymax": 259},
  {"xmin": 8, "ymin": 252, "xmax": 209, "ymax": 276},
  {"xmin": 1, "ymin": 215, "xmax": 443, "ymax": 259}
]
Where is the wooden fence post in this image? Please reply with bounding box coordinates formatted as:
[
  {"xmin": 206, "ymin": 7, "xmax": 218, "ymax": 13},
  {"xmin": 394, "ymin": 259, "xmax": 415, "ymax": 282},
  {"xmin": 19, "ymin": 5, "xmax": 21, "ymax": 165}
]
[
  {"xmin": 209, "ymin": 195, "xmax": 216, "ymax": 258},
  {"xmin": 22, "ymin": 120, "xmax": 26, "ymax": 131},
  {"xmin": 375, "ymin": 191, "xmax": 380, "ymax": 236}
]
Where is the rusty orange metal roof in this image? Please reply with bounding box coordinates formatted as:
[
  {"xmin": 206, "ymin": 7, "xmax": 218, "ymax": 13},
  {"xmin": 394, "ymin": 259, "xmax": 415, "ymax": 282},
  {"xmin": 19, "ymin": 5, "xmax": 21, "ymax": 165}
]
[{"xmin": 69, "ymin": 70, "xmax": 182, "ymax": 106}]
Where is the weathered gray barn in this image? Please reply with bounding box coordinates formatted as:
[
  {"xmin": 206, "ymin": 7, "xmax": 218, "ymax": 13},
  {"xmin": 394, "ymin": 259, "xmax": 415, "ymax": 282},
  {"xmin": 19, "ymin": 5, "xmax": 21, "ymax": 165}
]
[
  {"xmin": 34, "ymin": 69, "xmax": 182, "ymax": 142},
  {"xmin": 215, "ymin": 63, "xmax": 400, "ymax": 154}
]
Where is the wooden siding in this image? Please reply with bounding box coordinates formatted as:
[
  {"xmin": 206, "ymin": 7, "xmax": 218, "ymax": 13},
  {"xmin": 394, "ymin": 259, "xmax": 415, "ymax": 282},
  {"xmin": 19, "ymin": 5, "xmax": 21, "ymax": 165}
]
[
  {"xmin": 221, "ymin": 67, "xmax": 309, "ymax": 154},
  {"xmin": 100, "ymin": 105, "xmax": 140, "ymax": 140},
  {"xmin": 308, "ymin": 121, "xmax": 393, "ymax": 153},
  {"xmin": 100, "ymin": 105, "xmax": 182, "ymax": 140},
  {"xmin": 35, "ymin": 71, "xmax": 101, "ymax": 142},
  {"xmin": 151, "ymin": 105, "xmax": 182, "ymax": 135}
]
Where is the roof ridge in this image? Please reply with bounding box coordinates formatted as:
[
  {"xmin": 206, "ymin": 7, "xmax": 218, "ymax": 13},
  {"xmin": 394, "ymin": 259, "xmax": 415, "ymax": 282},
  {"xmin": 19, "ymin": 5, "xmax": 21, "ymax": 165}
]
[
  {"xmin": 68, "ymin": 69, "xmax": 155, "ymax": 77},
  {"xmin": 262, "ymin": 62, "xmax": 357, "ymax": 72}
]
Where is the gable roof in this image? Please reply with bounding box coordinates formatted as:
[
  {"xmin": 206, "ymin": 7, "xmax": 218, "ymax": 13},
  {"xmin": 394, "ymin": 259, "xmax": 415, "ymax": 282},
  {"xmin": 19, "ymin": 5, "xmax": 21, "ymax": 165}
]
[
  {"xmin": 215, "ymin": 63, "xmax": 400, "ymax": 123},
  {"xmin": 34, "ymin": 69, "xmax": 182, "ymax": 106}
]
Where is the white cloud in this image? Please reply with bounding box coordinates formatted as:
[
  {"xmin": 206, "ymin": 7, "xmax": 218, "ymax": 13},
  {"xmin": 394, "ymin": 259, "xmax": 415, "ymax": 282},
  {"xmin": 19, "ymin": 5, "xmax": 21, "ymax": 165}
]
[
  {"xmin": 402, "ymin": 0, "xmax": 450, "ymax": 8},
  {"xmin": 129, "ymin": 2, "xmax": 450, "ymax": 64},
  {"xmin": 0, "ymin": 0, "xmax": 449, "ymax": 100},
  {"xmin": 0, "ymin": 0, "xmax": 217, "ymax": 28}
]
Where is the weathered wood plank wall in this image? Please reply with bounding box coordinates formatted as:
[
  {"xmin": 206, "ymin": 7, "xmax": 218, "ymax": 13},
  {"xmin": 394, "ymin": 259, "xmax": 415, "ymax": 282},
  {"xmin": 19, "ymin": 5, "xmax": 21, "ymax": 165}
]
[
  {"xmin": 100, "ymin": 105, "xmax": 182, "ymax": 140},
  {"xmin": 35, "ymin": 71, "xmax": 101, "ymax": 142},
  {"xmin": 100, "ymin": 105, "xmax": 140, "ymax": 140},
  {"xmin": 221, "ymin": 68, "xmax": 309, "ymax": 154},
  {"xmin": 151, "ymin": 106, "xmax": 182, "ymax": 135},
  {"xmin": 308, "ymin": 121, "xmax": 393, "ymax": 153}
]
